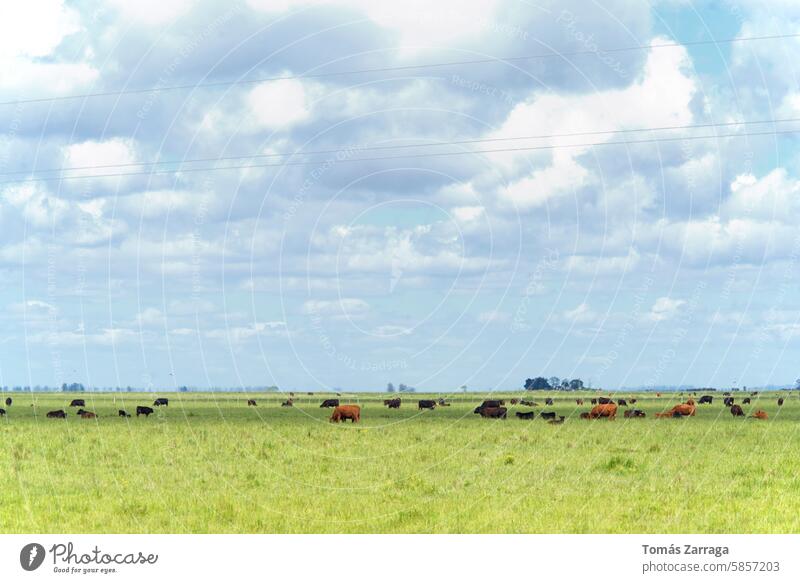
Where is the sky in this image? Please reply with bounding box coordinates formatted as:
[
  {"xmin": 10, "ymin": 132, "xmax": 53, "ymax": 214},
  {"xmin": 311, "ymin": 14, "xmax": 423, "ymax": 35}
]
[{"xmin": 0, "ymin": 0, "xmax": 799, "ymax": 391}]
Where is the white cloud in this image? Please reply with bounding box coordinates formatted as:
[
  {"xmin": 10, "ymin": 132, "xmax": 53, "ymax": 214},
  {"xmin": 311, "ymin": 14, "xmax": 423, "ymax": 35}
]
[
  {"xmin": 477, "ymin": 310, "xmax": 510, "ymax": 324},
  {"xmin": 647, "ymin": 297, "xmax": 685, "ymax": 322},
  {"xmin": 246, "ymin": 79, "xmax": 313, "ymax": 130},
  {"xmin": 107, "ymin": 0, "xmax": 196, "ymax": 26},
  {"xmin": 564, "ymin": 302, "xmax": 598, "ymax": 324}
]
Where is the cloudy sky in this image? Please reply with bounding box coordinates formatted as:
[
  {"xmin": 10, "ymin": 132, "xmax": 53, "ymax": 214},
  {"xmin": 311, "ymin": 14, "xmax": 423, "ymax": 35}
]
[{"xmin": 1, "ymin": 0, "xmax": 799, "ymax": 391}]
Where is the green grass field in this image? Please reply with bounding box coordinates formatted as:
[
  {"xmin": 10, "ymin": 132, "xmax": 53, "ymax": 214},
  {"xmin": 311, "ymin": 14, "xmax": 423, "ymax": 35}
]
[{"xmin": 1, "ymin": 391, "xmax": 798, "ymax": 534}]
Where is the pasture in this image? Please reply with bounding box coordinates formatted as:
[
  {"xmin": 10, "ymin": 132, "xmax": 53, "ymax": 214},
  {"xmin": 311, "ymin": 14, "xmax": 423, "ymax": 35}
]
[{"xmin": 1, "ymin": 391, "xmax": 799, "ymax": 534}]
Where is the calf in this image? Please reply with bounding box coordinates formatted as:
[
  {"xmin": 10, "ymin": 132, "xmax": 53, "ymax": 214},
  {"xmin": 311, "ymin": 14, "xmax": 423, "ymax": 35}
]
[
  {"xmin": 509, "ymin": 398, "xmax": 519, "ymax": 405},
  {"xmin": 320, "ymin": 399, "xmax": 339, "ymax": 408},
  {"xmin": 136, "ymin": 406, "xmax": 154, "ymax": 417},
  {"xmin": 47, "ymin": 410, "xmax": 66, "ymax": 419},
  {"xmin": 579, "ymin": 412, "xmax": 591, "ymax": 419},
  {"xmin": 730, "ymin": 404, "xmax": 745, "ymax": 417},
  {"xmin": 0, "ymin": 408, "xmax": 5, "ymax": 416},
  {"xmin": 330, "ymin": 405, "xmax": 360, "ymax": 423},
  {"xmin": 629, "ymin": 399, "xmax": 637, "ymax": 404},
  {"xmin": 624, "ymin": 409, "xmax": 646, "ymax": 418},
  {"xmin": 118, "ymin": 409, "xmax": 131, "ymax": 418},
  {"xmin": 475, "ymin": 406, "xmax": 507, "ymax": 419},
  {"xmin": 515, "ymin": 411, "xmax": 535, "ymax": 420},
  {"xmin": 418, "ymin": 400, "xmax": 437, "ymax": 410},
  {"xmin": 617, "ymin": 399, "xmax": 628, "ymax": 407},
  {"xmin": 545, "ymin": 398, "xmax": 554, "ymax": 406}
]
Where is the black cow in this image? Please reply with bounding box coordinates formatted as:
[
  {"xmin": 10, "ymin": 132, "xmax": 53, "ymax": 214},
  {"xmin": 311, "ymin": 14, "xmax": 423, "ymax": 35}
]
[
  {"xmin": 515, "ymin": 411, "xmax": 535, "ymax": 420},
  {"xmin": 281, "ymin": 399, "xmax": 293, "ymax": 407},
  {"xmin": 519, "ymin": 400, "xmax": 536, "ymax": 407},
  {"xmin": 590, "ymin": 399, "xmax": 597, "ymax": 404},
  {"xmin": 118, "ymin": 409, "xmax": 131, "ymax": 417},
  {"xmin": 545, "ymin": 398, "xmax": 554, "ymax": 406},
  {"xmin": 778, "ymin": 398, "xmax": 785, "ymax": 406},
  {"xmin": 247, "ymin": 399, "xmax": 257, "ymax": 406},
  {"xmin": 624, "ymin": 409, "xmax": 646, "ymax": 418},
  {"xmin": 617, "ymin": 399, "xmax": 628, "ymax": 407},
  {"xmin": 320, "ymin": 399, "xmax": 339, "ymax": 408},
  {"xmin": 629, "ymin": 399, "xmax": 637, "ymax": 404},
  {"xmin": 540, "ymin": 411, "xmax": 557, "ymax": 420},
  {"xmin": 47, "ymin": 410, "xmax": 66, "ymax": 419},
  {"xmin": 548, "ymin": 416, "xmax": 565, "ymax": 425},
  {"xmin": 384, "ymin": 398, "xmax": 401, "ymax": 409},
  {"xmin": 0, "ymin": 408, "xmax": 5, "ymax": 416},
  {"xmin": 69, "ymin": 399, "xmax": 85, "ymax": 407},
  {"xmin": 723, "ymin": 397, "xmax": 735, "ymax": 407},
  {"xmin": 136, "ymin": 406, "xmax": 154, "ymax": 417},
  {"xmin": 698, "ymin": 395, "xmax": 713, "ymax": 404},
  {"xmin": 730, "ymin": 404, "xmax": 745, "ymax": 417},
  {"xmin": 479, "ymin": 400, "xmax": 503, "ymax": 409},
  {"xmin": 598, "ymin": 397, "xmax": 613, "ymax": 405},
  {"xmin": 437, "ymin": 398, "xmax": 451, "ymax": 406},
  {"xmin": 742, "ymin": 398, "xmax": 751, "ymax": 404},
  {"xmin": 153, "ymin": 398, "xmax": 169, "ymax": 407},
  {"xmin": 418, "ymin": 400, "xmax": 437, "ymax": 410},
  {"xmin": 4, "ymin": 397, "xmax": 10, "ymax": 406},
  {"xmin": 475, "ymin": 406, "xmax": 507, "ymax": 419}
]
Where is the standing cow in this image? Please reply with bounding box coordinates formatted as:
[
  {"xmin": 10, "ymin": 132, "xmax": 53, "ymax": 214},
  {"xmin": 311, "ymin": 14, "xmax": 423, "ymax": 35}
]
[
  {"xmin": 320, "ymin": 399, "xmax": 339, "ymax": 408},
  {"xmin": 136, "ymin": 406, "xmax": 154, "ymax": 417},
  {"xmin": 330, "ymin": 405, "xmax": 360, "ymax": 423},
  {"xmin": 418, "ymin": 400, "xmax": 436, "ymax": 410},
  {"xmin": 153, "ymin": 398, "xmax": 169, "ymax": 407}
]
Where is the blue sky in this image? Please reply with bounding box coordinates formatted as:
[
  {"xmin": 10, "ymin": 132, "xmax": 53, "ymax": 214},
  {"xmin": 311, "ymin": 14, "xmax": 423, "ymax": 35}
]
[{"xmin": 1, "ymin": 0, "xmax": 799, "ymax": 391}]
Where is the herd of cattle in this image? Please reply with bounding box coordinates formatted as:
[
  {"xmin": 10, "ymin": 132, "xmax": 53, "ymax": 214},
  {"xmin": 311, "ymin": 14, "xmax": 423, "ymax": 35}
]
[{"xmin": 0, "ymin": 392, "xmax": 788, "ymax": 423}]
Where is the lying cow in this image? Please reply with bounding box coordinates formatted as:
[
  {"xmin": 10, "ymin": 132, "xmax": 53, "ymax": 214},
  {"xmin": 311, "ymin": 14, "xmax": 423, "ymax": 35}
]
[
  {"xmin": 320, "ymin": 399, "xmax": 339, "ymax": 408},
  {"xmin": 579, "ymin": 412, "xmax": 591, "ymax": 419},
  {"xmin": 47, "ymin": 410, "xmax": 66, "ymax": 419},
  {"xmin": 77, "ymin": 409, "xmax": 96, "ymax": 419},
  {"xmin": 281, "ymin": 399, "xmax": 293, "ymax": 407},
  {"xmin": 624, "ymin": 409, "xmax": 646, "ymax": 418},
  {"xmin": 418, "ymin": 400, "xmax": 436, "ymax": 410},
  {"xmin": 136, "ymin": 406, "xmax": 154, "ymax": 417},
  {"xmin": 548, "ymin": 416, "xmax": 565, "ymax": 425},
  {"xmin": 520, "ymin": 400, "xmax": 536, "ymax": 407},
  {"xmin": 153, "ymin": 398, "xmax": 169, "ymax": 407},
  {"xmin": 330, "ymin": 405, "xmax": 360, "ymax": 423},
  {"xmin": 69, "ymin": 399, "xmax": 85, "ymax": 407},
  {"xmin": 539, "ymin": 411, "xmax": 557, "ymax": 420},
  {"xmin": 655, "ymin": 399, "xmax": 696, "ymax": 418},
  {"xmin": 515, "ymin": 411, "xmax": 535, "ymax": 420},
  {"xmin": 730, "ymin": 404, "xmax": 745, "ymax": 417},
  {"xmin": 118, "ymin": 409, "xmax": 131, "ymax": 418},
  {"xmin": 437, "ymin": 398, "xmax": 451, "ymax": 406},
  {"xmin": 751, "ymin": 410, "xmax": 768, "ymax": 420},
  {"xmin": 475, "ymin": 406, "xmax": 507, "ymax": 419}
]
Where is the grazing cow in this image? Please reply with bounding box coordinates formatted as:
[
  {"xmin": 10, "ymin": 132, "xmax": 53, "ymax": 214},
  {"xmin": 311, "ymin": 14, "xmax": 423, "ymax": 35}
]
[
  {"xmin": 656, "ymin": 392, "xmax": 662, "ymax": 397},
  {"xmin": 539, "ymin": 411, "xmax": 557, "ymax": 420},
  {"xmin": 630, "ymin": 399, "xmax": 637, "ymax": 404},
  {"xmin": 69, "ymin": 399, "xmax": 85, "ymax": 407},
  {"xmin": 751, "ymin": 391, "xmax": 759, "ymax": 396},
  {"xmin": 118, "ymin": 409, "xmax": 131, "ymax": 418},
  {"xmin": 624, "ymin": 409, "xmax": 646, "ymax": 418},
  {"xmin": 520, "ymin": 400, "xmax": 536, "ymax": 407},
  {"xmin": 418, "ymin": 399, "xmax": 437, "ymax": 410},
  {"xmin": 548, "ymin": 416, "xmax": 565, "ymax": 425},
  {"xmin": 0, "ymin": 408, "xmax": 5, "ymax": 416},
  {"xmin": 437, "ymin": 398, "xmax": 451, "ymax": 406},
  {"xmin": 698, "ymin": 395, "xmax": 713, "ymax": 404},
  {"xmin": 590, "ymin": 398, "xmax": 597, "ymax": 405},
  {"xmin": 598, "ymin": 397, "xmax": 613, "ymax": 405},
  {"xmin": 247, "ymin": 399, "xmax": 257, "ymax": 406},
  {"xmin": 509, "ymin": 398, "xmax": 519, "ymax": 405},
  {"xmin": 515, "ymin": 411, "xmax": 535, "ymax": 420},
  {"xmin": 589, "ymin": 403, "xmax": 618, "ymax": 420},
  {"xmin": 330, "ymin": 405, "xmax": 360, "ymax": 423},
  {"xmin": 723, "ymin": 392, "xmax": 731, "ymax": 396},
  {"xmin": 475, "ymin": 406, "xmax": 507, "ymax": 419},
  {"xmin": 545, "ymin": 398, "xmax": 554, "ymax": 406},
  {"xmin": 4, "ymin": 397, "xmax": 11, "ymax": 406},
  {"xmin": 617, "ymin": 399, "xmax": 628, "ymax": 407},
  {"xmin": 153, "ymin": 398, "xmax": 169, "ymax": 407},
  {"xmin": 778, "ymin": 398, "xmax": 785, "ymax": 406},
  {"xmin": 579, "ymin": 412, "xmax": 591, "ymax": 419},
  {"xmin": 46, "ymin": 410, "xmax": 66, "ymax": 419},
  {"xmin": 576, "ymin": 399, "xmax": 584, "ymax": 405},
  {"xmin": 136, "ymin": 406, "xmax": 154, "ymax": 417},
  {"xmin": 479, "ymin": 400, "xmax": 503, "ymax": 409},
  {"xmin": 320, "ymin": 399, "xmax": 340, "ymax": 408},
  {"xmin": 383, "ymin": 398, "xmax": 401, "ymax": 409},
  {"xmin": 730, "ymin": 404, "xmax": 745, "ymax": 417},
  {"xmin": 655, "ymin": 399, "xmax": 696, "ymax": 418},
  {"xmin": 751, "ymin": 410, "xmax": 768, "ymax": 420},
  {"xmin": 723, "ymin": 397, "xmax": 734, "ymax": 407},
  {"xmin": 289, "ymin": 392, "xmax": 295, "ymax": 397},
  {"xmin": 281, "ymin": 399, "xmax": 293, "ymax": 407},
  {"xmin": 742, "ymin": 398, "xmax": 751, "ymax": 404}
]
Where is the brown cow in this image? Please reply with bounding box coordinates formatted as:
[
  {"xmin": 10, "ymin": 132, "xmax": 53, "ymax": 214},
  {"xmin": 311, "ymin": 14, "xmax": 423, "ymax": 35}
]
[
  {"xmin": 579, "ymin": 412, "xmax": 591, "ymax": 419},
  {"xmin": 509, "ymin": 398, "xmax": 519, "ymax": 405},
  {"xmin": 655, "ymin": 399, "xmax": 696, "ymax": 418},
  {"xmin": 330, "ymin": 405, "xmax": 360, "ymax": 423},
  {"xmin": 576, "ymin": 399, "xmax": 584, "ymax": 405},
  {"xmin": 589, "ymin": 403, "xmax": 618, "ymax": 419},
  {"xmin": 281, "ymin": 399, "xmax": 293, "ymax": 407},
  {"xmin": 629, "ymin": 398, "xmax": 637, "ymax": 404},
  {"xmin": 751, "ymin": 410, "xmax": 768, "ymax": 420},
  {"xmin": 79, "ymin": 410, "xmax": 97, "ymax": 419},
  {"xmin": 475, "ymin": 406, "xmax": 507, "ymax": 419}
]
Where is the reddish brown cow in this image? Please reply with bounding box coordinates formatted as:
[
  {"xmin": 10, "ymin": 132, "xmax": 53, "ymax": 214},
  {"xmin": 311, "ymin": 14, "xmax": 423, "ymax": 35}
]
[
  {"xmin": 330, "ymin": 405, "xmax": 361, "ymax": 423},
  {"xmin": 751, "ymin": 410, "xmax": 768, "ymax": 420},
  {"xmin": 588, "ymin": 403, "xmax": 618, "ymax": 420},
  {"xmin": 655, "ymin": 399, "xmax": 696, "ymax": 418}
]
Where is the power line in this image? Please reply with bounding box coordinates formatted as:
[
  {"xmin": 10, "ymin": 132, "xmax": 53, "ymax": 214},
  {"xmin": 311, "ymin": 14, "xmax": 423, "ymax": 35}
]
[
  {"xmin": 1, "ymin": 32, "xmax": 798, "ymax": 107},
  {"xmin": 4, "ymin": 116, "xmax": 799, "ymax": 178},
  {"xmin": 1, "ymin": 126, "xmax": 797, "ymax": 185}
]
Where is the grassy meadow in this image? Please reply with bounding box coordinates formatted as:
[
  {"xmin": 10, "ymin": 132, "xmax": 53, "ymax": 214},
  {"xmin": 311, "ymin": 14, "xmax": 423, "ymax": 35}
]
[{"xmin": 1, "ymin": 390, "xmax": 799, "ymax": 534}]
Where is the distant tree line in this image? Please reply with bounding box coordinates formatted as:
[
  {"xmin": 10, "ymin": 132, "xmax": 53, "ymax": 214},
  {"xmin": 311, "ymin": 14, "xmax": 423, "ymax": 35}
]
[
  {"xmin": 524, "ymin": 376, "xmax": 584, "ymax": 391},
  {"xmin": 386, "ymin": 383, "xmax": 416, "ymax": 393}
]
